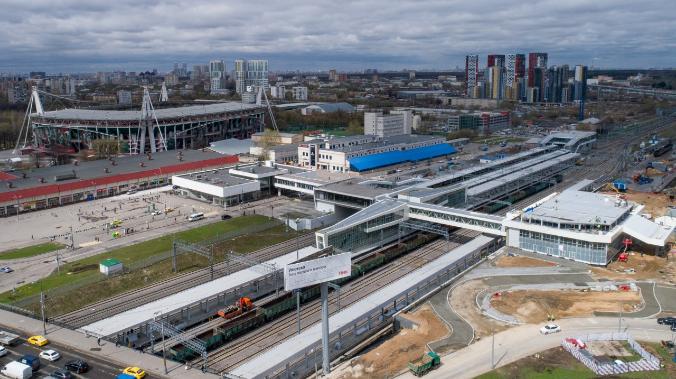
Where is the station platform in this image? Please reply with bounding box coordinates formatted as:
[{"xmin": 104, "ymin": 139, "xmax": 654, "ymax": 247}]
[
  {"xmin": 81, "ymin": 246, "xmax": 320, "ymax": 337},
  {"xmin": 231, "ymin": 235, "xmax": 495, "ymax": 378}
]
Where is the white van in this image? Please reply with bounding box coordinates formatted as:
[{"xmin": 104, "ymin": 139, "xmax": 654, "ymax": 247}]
[
  {"xmin": 188, "ymin": 213, "xmax": 204, "ymax": 222},
  {"xmin": 1, "ymin": 361, "xmax": 32, "ymax": 379}
]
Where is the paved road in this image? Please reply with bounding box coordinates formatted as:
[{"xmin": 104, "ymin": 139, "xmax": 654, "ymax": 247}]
[
  {"xmin": 427, "ymin": 286, "xmax": 474, "ymax": 353},
  {"xmin": 655, "ymin": 285, "xmax": 676, "ymax": 313},
  {"xmin": 0, "ymin": 328, "xmax": 127, "ymax": 378},
  {"xmin": 595, "ymin": 282, "xmax": 661, "ymax": 318},
  {"xmin": 398, "ymin": 317, "xmax": 674, "ymax": 379},
  {"xmin": 0, "ymin": 308, "xmax": 217, "ymax": 379}
]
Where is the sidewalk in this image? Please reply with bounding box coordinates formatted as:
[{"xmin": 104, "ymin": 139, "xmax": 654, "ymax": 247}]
[{"xmin": 0, "ymin": 309, "xmax": 218, "ymax": 379}]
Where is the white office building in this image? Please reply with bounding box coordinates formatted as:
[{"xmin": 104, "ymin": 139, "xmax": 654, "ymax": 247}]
[{"xmin": 364, "ymin": 112, "xmax": 407, "ymax": 137}]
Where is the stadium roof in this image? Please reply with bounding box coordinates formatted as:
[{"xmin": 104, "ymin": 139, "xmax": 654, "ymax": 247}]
[
  {"xmin": 349, "ymin": 143, "xmax": 456, "ymax": 172},
  {"xmin": 33, "ymin": 102, "xmax": 262, "ymax": 121}
]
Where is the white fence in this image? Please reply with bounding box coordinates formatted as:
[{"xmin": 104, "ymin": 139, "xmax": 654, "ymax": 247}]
[{"xmin": 561, "ymin": 333, "xmax": 661, "ymax": 376}]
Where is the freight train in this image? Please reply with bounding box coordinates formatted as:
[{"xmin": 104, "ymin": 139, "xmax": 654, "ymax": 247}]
[{"xmin": 170, "ymin": 233, "xmax": 438, "ymax": 362}]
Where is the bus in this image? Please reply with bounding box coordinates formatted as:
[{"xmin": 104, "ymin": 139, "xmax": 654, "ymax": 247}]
[{"xmin": 188, "ymin": 213, "xmax": 204, "ymax": 222}]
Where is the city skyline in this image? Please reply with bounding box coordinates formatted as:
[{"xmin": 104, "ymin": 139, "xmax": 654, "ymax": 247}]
[{"xmin": 1, "ymin": 0, "xmax": 675, "ymax": 73}]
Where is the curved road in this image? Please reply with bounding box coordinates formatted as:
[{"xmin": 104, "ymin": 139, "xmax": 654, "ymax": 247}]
[{"xmin": 399, "ymin": 317, "xmax": 673, "ymax": 379}]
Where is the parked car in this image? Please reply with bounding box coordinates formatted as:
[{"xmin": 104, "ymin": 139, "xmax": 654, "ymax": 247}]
[
  {"xmin": 221, "ymin": 214, "xmax": 232, "ymax": 220},
  {"xmin": 64, "ymin": 360, "xmax": 89, "ymax": 374},
  {"xmin": 26, "ymin": 335, "xmax": 48, "ymax": 347},
  {"xmin": 0, "ymin": 361, "xmax": 32, "ymax": 379},
  {"xmin": 151, "ymin": 210, "xmax": 162, "ymax": 216},
  {"xmin": 50, "ymin": 369, "xmax": 73, "ymax": 379},
  {"xmin": 0, "ymin": 345, "xmax": 7, "ymax": 357},
  {"xmin": 0, "ymin": 266, "xmax": 13, "ymax": 273},
  {"xmin": 18, "ymin": 355, "xmax": 40, "ymax": 371},
  {"xmin": 122, "ymin": 366, "xmax": 146, "ymax": 379},
  {"xmin": 540, "ymin": 324, "xmax": 561, "ymax": 335},
  {"xmin": 657, "ymin": 317, "xmax": 676, "ymax": 325},
  {"xmin": 39, "ymin": 350, "xmax": 61, "ymax": 362}
]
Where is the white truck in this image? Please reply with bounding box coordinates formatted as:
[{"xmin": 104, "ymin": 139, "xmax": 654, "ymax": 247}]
[
  {"xmin": 0, "ymin": 330, "xmax": 20, "ymax": 346},
  {"xmin": 0, "ymin": 361, "xmax": 32, "ymax": 379}
]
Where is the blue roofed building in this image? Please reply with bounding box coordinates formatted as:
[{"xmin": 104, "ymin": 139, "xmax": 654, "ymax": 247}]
[
  {"xmin": 298, "ymin": 134, "xmax": 448, "ymax": 172},
  {"xmin": 349, "ymin": 143, "xmax": 456, "ymax": 172}
]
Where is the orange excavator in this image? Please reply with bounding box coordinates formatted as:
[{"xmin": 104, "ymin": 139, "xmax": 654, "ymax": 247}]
[{"xmin": 217, "ymin": 297, "xmax": 254, "ymax": 319}]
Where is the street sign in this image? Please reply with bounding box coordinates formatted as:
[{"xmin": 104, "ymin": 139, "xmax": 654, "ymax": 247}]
[{"xmin": 284, "ymin": 253, "xmax": 351, "ymax": 291}]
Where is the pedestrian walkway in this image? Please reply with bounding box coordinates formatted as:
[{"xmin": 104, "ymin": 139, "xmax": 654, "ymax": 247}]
[
  {"xmin": 427, "ymin": 287, "xmax": 474, "ymax": 353},
  {"xmin": 0, "ymin": 309, "xmax": 217, "ymax": 379}
]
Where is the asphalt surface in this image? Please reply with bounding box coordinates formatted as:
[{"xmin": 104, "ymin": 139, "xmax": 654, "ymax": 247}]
[
  {"xmin": 594, "ymin": 282, "xmax": 661, "ymax": 318},
  {"xmin": 428, "ymin": 286, "xmax": 474, "ymax": 353},
  {"xmin": 0, "ymin": 326, "xmax": 148, "ymax": 379},
  {"xmin": 396, "ymin": 317, "xmax": 674, "ymax": 379}
]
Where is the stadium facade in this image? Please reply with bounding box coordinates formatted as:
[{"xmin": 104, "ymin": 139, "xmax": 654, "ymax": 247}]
[{"xmin": 29, "ymin": 90, "xmax": 265, "ymax": 155}]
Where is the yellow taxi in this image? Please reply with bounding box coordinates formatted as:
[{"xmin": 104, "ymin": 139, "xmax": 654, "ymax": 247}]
[
  {"xmin": 122, "ymin": 367, "xmax": 146, "ymax": 379},
  {"xmin": 26, "ymin": 335, "xmax": 49, "ymax": 346}
]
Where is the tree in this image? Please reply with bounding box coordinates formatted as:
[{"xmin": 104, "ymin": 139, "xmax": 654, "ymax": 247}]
[
  {"xmin": 91, "ymin": 139, "xmax": 120, "ymax": 158},
  {"xmin": 447, "ymin": 129, "xmax": 476, "ymax": 140},
  {"xmin": 345, "ymin": 119, "xmax": 363, "ymax": 135},
  {"xmin": 259, "ymin": 128, "xmax": 281, "ymax": 159}
]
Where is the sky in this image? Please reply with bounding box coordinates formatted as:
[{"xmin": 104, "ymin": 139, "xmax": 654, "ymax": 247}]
[{"xmin": 0, "ymin": 0, "xmax": 674, "ymax": 73}]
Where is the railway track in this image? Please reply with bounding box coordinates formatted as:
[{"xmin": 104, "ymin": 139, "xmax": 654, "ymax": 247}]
[
  {"xmin": 499, "ymin": 119, "xmax": 673, "ymax": 215},
  {"xmin": 53, "ymin": 233, "xmax": 315, "ymax": 328},
  {"xmin": 199, "ymin": 230, "xmax": 479, "ymax": 373},
  {"xmin": 148, "ymin": 234, "xmax": 430, "ymax": 352}
]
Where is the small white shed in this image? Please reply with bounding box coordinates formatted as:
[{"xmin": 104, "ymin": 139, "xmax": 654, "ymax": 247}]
[{"xmin": 99, "ymin": 258, "xmax": 123, "ymax": 275}]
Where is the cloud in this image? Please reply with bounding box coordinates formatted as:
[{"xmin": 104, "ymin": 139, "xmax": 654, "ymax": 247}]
[{"xmin": 0, "ymin": 0, "xmax": 674, "ymax": 72}]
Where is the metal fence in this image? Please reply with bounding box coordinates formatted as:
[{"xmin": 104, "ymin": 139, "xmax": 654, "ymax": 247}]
[{"xmin": 561, "ymin": 333, "xmax": 661, "ymax": 376}]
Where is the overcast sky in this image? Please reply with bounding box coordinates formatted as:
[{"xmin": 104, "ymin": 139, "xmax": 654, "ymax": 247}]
[{"xmin": 1, "ymin": 0, "xmax": 674, "ymax": 73}]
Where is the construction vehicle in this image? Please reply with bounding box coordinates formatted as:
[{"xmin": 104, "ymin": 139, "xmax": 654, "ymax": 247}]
[
  {"xmin": 217, "ymin": 297, "xmax": 254, "ymax": 319},
  {"xmin": 632, "ymin": 174, "xmax": 653, "ymax": 185},
  {"xmin": 618, "ymin": 238, "xmax": 632, "ymax": 262},
  {"xmin": 618, "ymin": 253, "xmax": 629, "ymax": 262},
  {"xmin": 407, "ymin": 351, "xmax": 441, "ymax": 377}
]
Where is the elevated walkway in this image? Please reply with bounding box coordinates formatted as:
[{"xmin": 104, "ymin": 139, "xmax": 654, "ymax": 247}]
[{"xmin": 408, "ymin": 202, "xmax": 505, "ymax": 236}]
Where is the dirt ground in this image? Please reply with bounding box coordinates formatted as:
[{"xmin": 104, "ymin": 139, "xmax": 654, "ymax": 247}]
[
  {"xmin": 449, "ymin": 279, "xmax": 512, "ymax": 338},
  {"xmin": 592, "ymin": 253, "xmax": 676, "ymax": 284},
  {"xmin": 601, "ymin": 190, "xmax": 673, "ymax": 217},
  {"xmin": 331, "ymin": 304, "xmax": 449, "ymax": 379},
  {"xmin": 490, "ymin": 289, "xmax": 642, "ymax": 323},
  {"xmin": 493, "ymin": 255, "xmax": 556, "ymax": 268},
  {"xmin": 586, "ymin": 340, "xmax": 634, "ymax": 359}
]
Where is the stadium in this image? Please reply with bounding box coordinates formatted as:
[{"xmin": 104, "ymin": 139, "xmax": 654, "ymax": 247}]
[{"xmin": 25, "ymin": 88, "xmax": 265, "ymax": 155}]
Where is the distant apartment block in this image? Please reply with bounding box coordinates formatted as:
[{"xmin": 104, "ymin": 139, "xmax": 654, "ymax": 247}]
[
  {"xmin": 117, "ymin": 90, "xmax": 132, "ymax": 106},
  {"xmin": 235, "ymin": 59, "xmax": 269, "ymax": 94},
  {"xmin": 292, "ymin": 86, "xmax": 308, "ymax": 101},
  {"xmin": 271, "ymin": 84, "xmax": 286, "ymax": 99}
]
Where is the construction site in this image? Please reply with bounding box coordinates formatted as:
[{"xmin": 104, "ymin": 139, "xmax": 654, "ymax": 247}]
[{"xmin": 0, "ymin": 105, "xmax": 674, "ymax": 379}]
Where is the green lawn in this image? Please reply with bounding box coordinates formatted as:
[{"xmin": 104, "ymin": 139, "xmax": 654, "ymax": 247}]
[
  {"xmin": 0, "ymin": 215, "xmax": 278, "ymax": 305},
  {"xmin": 477, "ymin": 344, "xmax": 674, "ymax": 379},
  {"xmin": 0, "ymin": 242, "xmax": 65, "ymax": 260}
]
